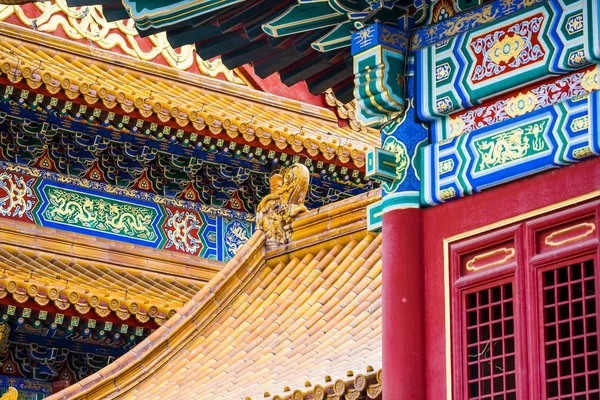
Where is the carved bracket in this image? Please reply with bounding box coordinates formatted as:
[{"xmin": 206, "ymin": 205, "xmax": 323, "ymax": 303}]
[{"xmin": 351, "ymin": 23, "xmax": 408, "ymax": 127}]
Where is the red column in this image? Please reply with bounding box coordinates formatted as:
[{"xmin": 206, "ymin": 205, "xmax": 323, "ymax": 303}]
[{"xmin": 383, "ymin": 208, "xmax": 425, "ymax": 399}]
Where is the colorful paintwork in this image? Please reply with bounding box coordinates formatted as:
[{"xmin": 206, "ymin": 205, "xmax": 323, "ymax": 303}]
[
  {"xmin": 416, "ymin": 0, "xmax": 592, "ymax": 121},
  {"xmin": 0, "ymin": 87, "xmax": 370, "ymax": 213},
  {"xmin": 36, "ymin": 183, "xmax": 162, "ymax": 246},
  {"xmin": 0, "ymin": 303, "xmax": 150, "ymax": 399},
  {"xmin": 0, "ymin": 376, "xmax": 52, "ymax": 399},
  {"xmin": 352, "ymin": 23, "xmax": 409, "ymax": 126},
  {"xmin": 0, "ymin": 161, "xmax": 253, "ymax": 261},
  {"xmin": 431, "ymin": 67, "xmax": 595, "ymax": 142},
  {"xmin": 584, "ymin": 0, "xmax": 600, "ymax": 62},
  {"xmin": 366, "ymin": 63, "xmax": 429, "ymax": 231},
  {"xmin": 421, "ymin": 91, "xmax": 600, "ymax": 205},
  {"xmin": 412, "ymin": 0, "xmax": 547, "ymax": 49},
  {"xmin": 350, "ymin": 0, "xmax": 600, "ymax": 230},
  {"xmin": 0, "ymin": 171, "xmax": 36, "ymax": 223}
]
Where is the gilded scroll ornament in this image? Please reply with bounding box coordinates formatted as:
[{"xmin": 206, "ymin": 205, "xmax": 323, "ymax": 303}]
[
  {"xmin": 256, "ymin": 164, "xmax": 310, "ymax": 244},
  {"xmin": 466, "ymin": 248, "xmax": 515, "ymax": 271},
  {"xmin": 0, "ymin": 1, "xmax": 248, "ymax": 85},
  {"xmin": 545, "ymin": 222, "xmax": 596, "ymax": 247}
]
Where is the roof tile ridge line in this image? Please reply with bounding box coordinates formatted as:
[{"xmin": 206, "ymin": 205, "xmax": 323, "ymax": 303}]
[
  {"xmin": 291, "ymin": 193, "xmax": 379, "ymax": 233},
  {"xmin": 46, "ymin": 231, "xmax": 267, "ymax": 400},
  {"xmin": 107, "ymin": 232, "xmax": 269, "ymax": 398},
  {"xmin": 269, "ymin": 368, "xmax": 382, "ymax": 400},
  {"xmin": 0, "ymin": 221, "xmax": 223, "ymax": 283},
  {"xmin": 266, "ymin": 219, "xmax": 370, "ymax": 260},
  {"xmin": 0, "ymin": 242, "xmax": 209, "ymax": 294},
  {"xmin": 0, "ymin": 24, "xmax": 340, "ymax": 123},
  {"xmin": 293, "ymin": 189, "xmax": 381, "ymax": 224},
  {"xmin": 265, "ymin": 190, "xmax": 381, "ymax": 254}
]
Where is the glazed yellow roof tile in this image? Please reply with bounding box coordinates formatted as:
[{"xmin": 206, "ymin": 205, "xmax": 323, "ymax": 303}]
[
  {"xmin": 0, "ymin": 218, "xmax": 222, "ymax": 325},
  {"xmin": 48, "ymin": 191, "xmax": 382, "ymax": 400},
  {"xmin": 0, "ymin": 26, "xmax": 378, "ymax": 169}
]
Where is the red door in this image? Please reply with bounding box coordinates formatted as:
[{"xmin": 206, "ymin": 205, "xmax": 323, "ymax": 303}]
[{"xmin": 420, "ymin": 157, "xmax": 600, "ymax": 400}]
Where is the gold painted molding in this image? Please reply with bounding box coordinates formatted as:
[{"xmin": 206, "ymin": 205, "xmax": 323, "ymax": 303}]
[
  {"xmin": 0, "ymin": 388, "xmax": 17, "ymax": 400},
  {"xmin": 0, "ymin": 1, "xmax": 249, "ymax": 85},
  {"xmin": 545, "ymin": 222, "xmax": 596, "ymax": 247},
  {"xmin": 465, "ymin": 247, "xmax": 515, "ymax": 272}
]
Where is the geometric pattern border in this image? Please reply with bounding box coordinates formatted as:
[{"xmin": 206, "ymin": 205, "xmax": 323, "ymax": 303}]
[
  {"xmin": 0, "ymin": 161, "xmax": 253, "ymax": 261},
  {"xmin": 422, "ymin": 89, "xmax": 599, "ymax": 205}
]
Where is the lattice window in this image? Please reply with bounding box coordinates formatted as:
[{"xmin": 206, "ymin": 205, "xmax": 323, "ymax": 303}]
[
  {"xmin": 465, "ymin": 283, "xmax": 517, "ymax": 399},
  {"xmin": 542, "ymin": 260, "xmax": 600, "ymax": 400}
]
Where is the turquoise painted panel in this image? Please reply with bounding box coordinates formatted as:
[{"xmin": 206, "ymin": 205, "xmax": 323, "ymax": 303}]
[
  {"xmin": 352, "ymin": 23, "xmax": 408, "ymax": 126},
  {"xmin": 0, "ymin": 161, "xmax": 253, "ymax": 261},
  {"xmin": 421, "ymin": 92, "xmax": 598, "ymax": 206},
  {"xmin": 415, "ymin": 0, "xmax": 592, "ymax": 122}
]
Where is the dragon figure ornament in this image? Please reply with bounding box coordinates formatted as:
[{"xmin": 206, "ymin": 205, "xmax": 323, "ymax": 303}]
[
  {"xmin": 0, "ymin": 388, "xmax": 18, "ymax": 400},
  {"xmin": 256, "ymin": 164, "xmax": 310, "ymax": 244}
]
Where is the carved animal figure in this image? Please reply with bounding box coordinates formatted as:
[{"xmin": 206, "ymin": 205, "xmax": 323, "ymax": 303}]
[{"xmin": 256, "ymin": 163, "xmax": 310, "ymax": 244}]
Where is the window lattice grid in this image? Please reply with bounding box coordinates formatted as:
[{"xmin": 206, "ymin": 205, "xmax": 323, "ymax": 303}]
[
  {"xmin": 542, "ymin": 260, "xmax": 600, "ymax": 400},
  {"xmin": 465, "ymin": 283, "xmax": 517, "ymax": 400}
]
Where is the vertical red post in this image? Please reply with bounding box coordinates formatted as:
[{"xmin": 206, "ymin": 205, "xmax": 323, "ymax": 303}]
[{"xmin": 383, "ymin": 208, "xmax": 425, "ymax": 399}]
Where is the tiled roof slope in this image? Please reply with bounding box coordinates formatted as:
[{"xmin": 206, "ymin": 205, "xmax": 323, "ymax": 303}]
[
  {"xmin": 48, "ymin": 190, "xmax": 382, "ymax": 399},
  {"xmin": 0, "ymin": 218, "xmax": 222, "ymax": 325}
]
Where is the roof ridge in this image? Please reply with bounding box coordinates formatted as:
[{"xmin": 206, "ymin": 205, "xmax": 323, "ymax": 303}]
[
  {"xmin": 48, "ymin": 193, "xmax": 382, "ymax": 399},
  {"xmin": 266, "ymin": 189, "xmax": 381, "ymax": 259},
  {"xmin": 46, "ymin": 231, "xmax": 267, "ymax": 399}
]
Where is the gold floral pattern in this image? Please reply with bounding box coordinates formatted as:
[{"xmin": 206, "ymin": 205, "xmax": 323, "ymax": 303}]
[{"xmin": 0, "ymin": 1, "xmax": 248, "ymax": 85}]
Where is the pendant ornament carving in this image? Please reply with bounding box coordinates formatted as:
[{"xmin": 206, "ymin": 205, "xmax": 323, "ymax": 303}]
[{"xmin": 256, "ymin": 164, "xmax": 310, "ymax": 244}]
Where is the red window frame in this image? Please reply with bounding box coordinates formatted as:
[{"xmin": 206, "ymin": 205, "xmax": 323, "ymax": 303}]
[{"xmin": 450, "ymin": 201, "xmax": 600, "ymax": 400}]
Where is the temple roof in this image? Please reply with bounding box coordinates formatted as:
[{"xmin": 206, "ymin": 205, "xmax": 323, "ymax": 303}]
[
  {"xmin": 0, "ymin": 218, "xmax": 222, "ymax": 326},
  {"xmin": 0, "ymin": 24, "xmax": 377, "ymax": 171},
  {"xmin": 48, "ymin": 190, "xmax": 382, "ymax": 399},
  {"xmin": 59, "ymin": 0, "xmax": 413, "ymax": 104}
]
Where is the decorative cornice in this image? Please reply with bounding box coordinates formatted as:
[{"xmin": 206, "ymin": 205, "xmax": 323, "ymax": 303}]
[
  {"xmin": 0, "ymin": 272, "xmax": 178, "ymax": 325},
  {"xmin": 0, "ymin": 1, "xmax": 249, "ymax": 85},
  {"xmin": 0, "ymin": 161, "xmax": 254, "ymax": 221},
  {"xmin": 0, "ymin": 28, "xmax": 373, "ymax": 169}
]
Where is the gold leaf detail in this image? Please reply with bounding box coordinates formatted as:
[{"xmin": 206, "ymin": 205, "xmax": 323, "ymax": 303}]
[
  {"xmin": 256, "ymin": 164, "xmax": 309, "ymax": 244},
  {"xmin": 488, "ymin": 34, "xmax": 526, "ymax": 65},
  {"xmin": 545, "ymin": 223, "xmax": 596, "ymax": 247},
  {"xmin": 466, "ymin": 248, "xmax": 516, "ymax": 272},
  {"xmin": 505, "ymin": 92, "xmax": 538, "ymax": 118}
]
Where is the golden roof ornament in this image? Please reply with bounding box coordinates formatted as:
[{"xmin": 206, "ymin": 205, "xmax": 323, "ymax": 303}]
[
  {"xmin": 0, "ymin": 388, "xmax": 18, "ymax": 400},
  {"xmin": 256, "ymin": 163, "xmax": 310, "ymax": 244}
]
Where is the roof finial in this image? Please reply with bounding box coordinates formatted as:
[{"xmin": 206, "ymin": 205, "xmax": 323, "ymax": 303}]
[{"xmin": 256, "ymin": 163, "xmax": 310, "ymax": 244}]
